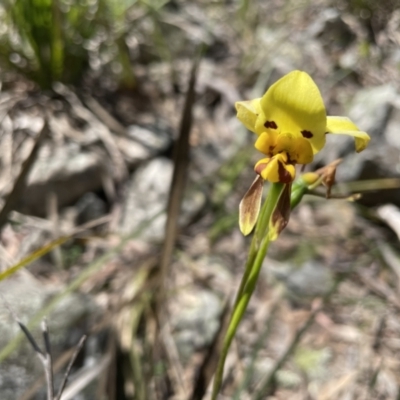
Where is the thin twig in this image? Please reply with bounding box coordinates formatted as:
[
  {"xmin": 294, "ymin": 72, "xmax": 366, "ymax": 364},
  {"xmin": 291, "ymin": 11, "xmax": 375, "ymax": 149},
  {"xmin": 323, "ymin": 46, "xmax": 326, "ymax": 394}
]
[
  {"xmin": 55, "ymin": 335, "xmax": 87, "ymax": 400},
  {"xmin": 57, "ymin": 354, "xmax": 110, "ymax": 400},
  {"xmin": 157, "ymin": 50, "xmax": 201, "ymax": 303},
  {"xmin": 1, "ymin": 295, "xmax": 88, "ymax": 400},
  {"xmin": 41, "ymin": 319, "xmax": 54, "ymax": 400},
  {"xmin": 306, "ymin": 189, "xmax": 361, "ymax": 201},
  {"xmin": 1, "ymin": 295, "xmax": 54, "ymax": 400},
  {"xmin": 161, "ymin": 320, "xmax": 186, "ymax": 396},
  {"xmin": 47, "ymin": 192, "xmax": 63, "ymax": 269},
  {"xmin": 153, "ymin": 48, "xmax": 202, "ymax": 396},
  {"xmin": 1, "ymin": 296, "xmax": 42, "ymax": 355}
]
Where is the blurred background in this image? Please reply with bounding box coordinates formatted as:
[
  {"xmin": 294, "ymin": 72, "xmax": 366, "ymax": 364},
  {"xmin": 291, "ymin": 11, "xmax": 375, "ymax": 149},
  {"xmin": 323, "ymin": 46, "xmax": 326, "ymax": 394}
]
[{"xmin": 0, "ymin": 0, "xmax": 400, "ymax": 399}]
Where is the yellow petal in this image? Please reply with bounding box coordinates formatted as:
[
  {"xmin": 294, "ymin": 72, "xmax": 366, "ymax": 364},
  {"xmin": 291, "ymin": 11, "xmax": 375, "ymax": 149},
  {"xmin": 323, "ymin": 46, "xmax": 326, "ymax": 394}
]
[
  {"xmin": 254, "ymin": 131, "xmax": 279, "ymax": 155},
  {"xmin": 272, "ymin": 133, "xmax": 313, "ymax": 165},
  {"xmin": 235, "ymin": 98, "xmax": 262, "ymax": 133},
  {"xmin": 326, "ymin": 116, "xmax": 370, "ymax": 152},
  {"xmin": 260, "ymin": 71, "xmax": 327, "ymax": 153},
  {"xmin": 255, "ymin": 154, "xmax": 295, "ymax": 183},
  {"xmin": 254, "ymin": 110, "xmax": 276, "ymax": 136},
  {"xmin": 274, "ymin": 133, "xmax": 295, "ymax": 154},
  {"xmin": 288, "ymin": 136, "xmax": 314, "ymax": 165}
]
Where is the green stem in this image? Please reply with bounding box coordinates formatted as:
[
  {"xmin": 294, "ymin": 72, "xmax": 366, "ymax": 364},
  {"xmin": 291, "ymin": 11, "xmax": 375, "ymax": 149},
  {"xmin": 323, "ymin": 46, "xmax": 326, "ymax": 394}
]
[
  {"xmin": 211, "ymin": 183, "xmax": 284, "ymax": 400},
  {"xmin": 255, "ymin": 183, "xmax": 284, "ymax": 239},
  {"xmin": 233, "ymin": 183, "xmax": 283, "ymax": 307}
]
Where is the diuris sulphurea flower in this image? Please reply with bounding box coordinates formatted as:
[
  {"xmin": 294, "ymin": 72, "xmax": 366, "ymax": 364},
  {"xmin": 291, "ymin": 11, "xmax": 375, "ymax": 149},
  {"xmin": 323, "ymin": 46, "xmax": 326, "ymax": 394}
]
[
  {"xmin": 211, "ymin": 71, "xmax": 371, "ymax": 400},
  {"xmin": 237, "ymin": 70, "xmax": 370, "ymax": 236}
]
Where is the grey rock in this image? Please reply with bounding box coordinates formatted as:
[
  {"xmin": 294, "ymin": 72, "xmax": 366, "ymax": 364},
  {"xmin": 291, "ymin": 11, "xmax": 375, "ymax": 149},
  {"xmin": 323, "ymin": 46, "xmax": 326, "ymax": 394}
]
[
  {"xmin": 307, "ymin": 8, "xmax": 356, "ymax": 52},
  {"xmin": 316, "ymin": 85, "xmax": 397, "ymax": 164},
  {"xmin": 119, "ymin": 157, "xmax": 173, "ymax": 241},
  {"xmin": 75, "ymin": 192, "xmax": 107, "ymax": 225},
  {"xmin": 170, "ymin": 289, "xmax": 222, "ymax": 361},
  {"xmin": 115, "ymin": 124, "xmax": 172, "ymax": 166},
  {"xmin": 15, "ymin": 123, "xmax": 172, "ymax": 218},
  {"xmin": 191, "ymin": 117, "xmax": 248, "ymax": 179},
  {"xmin": 125, "ymin": 124, "xmax": 171, "ymax": 159},
  {"xmin": 119, "ymin": 157, "xmax": 206, "ymax": 241},
  {"xmin": 268, "ymin": 260, "xmax": 334, "ymax": 300},
  {"xmin": 306, "ymin": 9, "xmax": 341, "ymax": 38},
  {"xmin": 316, "ymin": 85, "xmax": 400, "ymax": 206},
  {"xmin": 179, "ymin": 187, "xmax": 207, "ymax": 226},
  {"xmin": 16, "ymin": 143, "xmax": 104, "ymax": 217},
  {"xmin": 385, "ymin": 106, "xmax": 400, "ymax": 150},
  {"xmin": 347, "ymin": 85, "xmax": 397, "ymax": 141},
  {"xmin": 286, "ymin": 261, "xmax": 334, "ymax": 298},
  {"xmin": 336, "ymin": 144, "xmax": 400, "ymax": 206},
  {"xmin": 13, "ymin": 113, "xmax": 45, "ymax": 135},
  {"xmin": 0, "ymin": 272, "xmax": 98, "ymax": 400}
]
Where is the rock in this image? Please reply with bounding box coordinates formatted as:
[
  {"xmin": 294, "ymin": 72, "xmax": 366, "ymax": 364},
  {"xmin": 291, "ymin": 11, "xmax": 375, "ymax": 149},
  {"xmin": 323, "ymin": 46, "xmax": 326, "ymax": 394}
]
[
  {"xmin": 335, "ymin": 144, "xmax": 400, "ymax": 206},
  {"xmin": 267, "ymin": 260, "xmax": 335, "ymax": 303},
  {"xmin": 385, "ymin": 106, "xmax": 400, "ymax": 150},
  {"xmin": 169, "ymin": 288, "xmax": 222, "ymax": 361},
  {"xmin": 306, "ymin": 8, "xmax": 341, "ymax": 38},
  {"xmin": 179, "ymin": 187, "xmax": 207, "ymax": 226},
  {"xmin": 0, "ymin": 271, "xmax": 99, "ymax": 400},
  {"xmin": 190, "ymin": 116, "xmax": 248, "ymax": 180},
  {"xmin": 115, "ymin": 124, "xmax": 172, "ymax": 166},
  {"xmin": 308, "ymin": 8, "xmax": 356, "ymax": 52},
  {"xmin": 126, "ymin": 124, "xmax": 171, "ymax": 159},
  {"xmin": 347, "ymin": 85, "xmax": 397, "ymax": 141},
  {"xmin": 119, "ymin": 157, "xmax": 173, "ymax": 241},
  {"xmin": 119, "ymin": 157, "xmax": 206, "ymax": 241},
  {"xmin": 16, "ymin": 143, "xmax": 104, "ymax": 217},
  {"xmin": 75, "ymin": 192, "xmax": 107, "ymax": 225},
  {"xmin": 316, "ymin": 85, "xmax": 398, "ymax": 166},
  {"xmin": 315, "ymin": 85, "xmax": 400, "ymax": 206},
  {"xmin": 15, "ymin": 121, "xmax": 173, "ymax": 218},
  {"xmin": 285, "ymin": 261, "xmax": 334, "ymax": 299}
]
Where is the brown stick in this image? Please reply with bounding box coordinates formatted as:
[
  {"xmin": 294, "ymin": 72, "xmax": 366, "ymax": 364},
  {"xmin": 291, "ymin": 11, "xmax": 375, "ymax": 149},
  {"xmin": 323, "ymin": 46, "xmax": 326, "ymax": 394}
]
[
  {"xmin": 55, "ymin": 335, "xmax": 87, "ymax": 400},
  {"xmin": 0, "ymin": 121, "xmax": 48, "ymax": 231}
]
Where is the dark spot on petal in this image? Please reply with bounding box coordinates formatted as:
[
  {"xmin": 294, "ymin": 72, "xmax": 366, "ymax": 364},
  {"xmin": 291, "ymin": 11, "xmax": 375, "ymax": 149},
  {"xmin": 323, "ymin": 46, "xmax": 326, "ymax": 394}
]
[
  {"xmin": 277, "ymin": 161, "xmax": 293, "ymax": 184},
  {"xmin": 325, "ymin": 132, "xmax": 329, "ymax": 135},
  {"xmin": 264, "ymin": 121, "xmax": 278, "ymax": 129},
  {"xmin": 301, "ymin": 130, "xmax": 313, "ymax": 138}
]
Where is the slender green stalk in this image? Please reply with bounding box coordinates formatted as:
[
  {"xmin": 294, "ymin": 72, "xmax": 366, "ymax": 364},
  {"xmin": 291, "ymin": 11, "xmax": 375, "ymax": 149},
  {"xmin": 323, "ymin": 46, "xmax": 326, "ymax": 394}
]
[
  {"xmin": 211, "ymin": 183, "xmax": 284, "ymax": 400},
  {"xmin": 233, "ymin": 183, "xmax": 284, "ymax": 307}
]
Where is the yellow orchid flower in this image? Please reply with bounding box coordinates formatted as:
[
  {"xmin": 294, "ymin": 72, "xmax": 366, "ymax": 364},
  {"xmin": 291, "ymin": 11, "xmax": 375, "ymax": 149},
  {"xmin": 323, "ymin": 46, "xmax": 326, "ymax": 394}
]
[
  {"xmin": 236, "ymin": 70, "xmax": 370, "ymax": 184},
  {"xmin": 237, "ymin": 70, "xmax": 370, "ymax": 236},
  {"xmin": 213, "ymin": 73, "xmax": 372, "ymax": 398}
]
